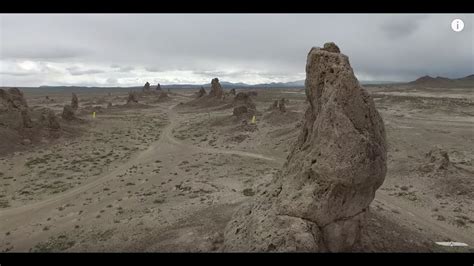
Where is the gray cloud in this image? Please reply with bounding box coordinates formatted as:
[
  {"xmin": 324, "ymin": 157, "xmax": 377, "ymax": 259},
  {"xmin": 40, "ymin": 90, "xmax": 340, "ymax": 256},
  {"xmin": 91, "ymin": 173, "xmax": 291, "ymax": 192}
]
[
  {"xmin": 0, "ymin": 14, "xmax": 472, "ymax": 86},
  {"xmin": 380, "ymin": 15, "xmax": 428, "ymax": 39},
  {"xmin": 145, "ymin": 67, "xmax": 162, "ymax": 72},
  {"xmin": 2, "ymin": 46, "xmax": 89, "ymax": 60},
  {"xmin": 111, "ymin": 65, "xmax": 135, "ymax": 72},
  {"xmin": 106, "ymin": 77, "xmax": 118, "ymax": 84},
  {"xmin": 67, "ymin": 66, "xmax": 105, "ymax": 76},
  {"xmin": 0, "ymin": 71, "xmax": 33, "ymax": 76}
]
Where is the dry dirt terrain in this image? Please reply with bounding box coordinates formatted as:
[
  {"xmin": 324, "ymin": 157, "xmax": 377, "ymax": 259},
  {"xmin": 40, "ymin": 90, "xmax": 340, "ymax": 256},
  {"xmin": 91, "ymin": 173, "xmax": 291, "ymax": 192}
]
[{"xmin": 0, "ymin": 86, "xmax": 473, "ymax": 252}]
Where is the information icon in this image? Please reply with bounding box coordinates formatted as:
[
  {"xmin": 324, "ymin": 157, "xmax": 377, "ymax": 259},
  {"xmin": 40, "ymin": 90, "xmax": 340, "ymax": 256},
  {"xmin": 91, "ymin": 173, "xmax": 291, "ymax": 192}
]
[{"xmin": 451, "ymin": 19, "xmax": 464, "ymax": 32}]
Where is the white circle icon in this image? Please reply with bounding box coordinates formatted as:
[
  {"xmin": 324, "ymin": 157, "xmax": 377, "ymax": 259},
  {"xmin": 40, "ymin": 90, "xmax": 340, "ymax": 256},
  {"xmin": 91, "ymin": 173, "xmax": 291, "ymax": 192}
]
[{"xmin": 451, "ymin": 19, "xmax": 464, "ymax": 32}]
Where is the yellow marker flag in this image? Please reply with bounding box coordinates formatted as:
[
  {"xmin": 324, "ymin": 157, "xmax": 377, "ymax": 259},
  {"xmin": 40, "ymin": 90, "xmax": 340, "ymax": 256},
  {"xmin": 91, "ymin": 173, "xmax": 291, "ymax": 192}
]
[
  {"xmin": 92, "ymin": 112, "xmax": 96, "ymax": 119},
  {"xmin": 251, "ymin": 115, "xmax": 256, "ymax": 124}
]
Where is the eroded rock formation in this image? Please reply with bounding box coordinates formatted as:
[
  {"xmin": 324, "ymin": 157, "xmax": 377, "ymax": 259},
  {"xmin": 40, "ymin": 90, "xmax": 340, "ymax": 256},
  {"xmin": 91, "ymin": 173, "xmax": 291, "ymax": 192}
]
[
  {"xmin": 233, "ymin": 105, "xmax": 249, "ymax": 116},
  {"xmin": 0, "ymin": 88, "xmax": 32, "ymax": 129},
  {"xmin": 233, "ymin": 92, "xmax": 256, "ymax": 109},
  {"xmin": 143, "ymin": 82, "xmax": 151, "ymax": 92},
  {"xmin": 61, "ymin": 105, "xmax": 76, "ymax": 121},
  {"xmin": 197, "ymin": 87, "xmax": 207, "ymax": 98},
  {"xmin": 209, "ymin": 78, "xmax": 224, "ymax": 98},
  {"xmin": 232, "ymin": 92, "xmax": 256, "ymax": 117},
  {"xmin": 71, "ymin": 93, "xmax": 79, "ymax": 110},
  {"xmin": 419, "ymin": 147, "xmax": 451, "ymax": 172},
  {"xmin": 223, "ymin": 42, "xmax": 387, "ymax": 252},
  {"xmin": 278, "ymin": 98, "xmax": 286, "ymax": 112},
  {"xmin": 41, "ymin": 109, "xmax": 61, "ymax": 130}
]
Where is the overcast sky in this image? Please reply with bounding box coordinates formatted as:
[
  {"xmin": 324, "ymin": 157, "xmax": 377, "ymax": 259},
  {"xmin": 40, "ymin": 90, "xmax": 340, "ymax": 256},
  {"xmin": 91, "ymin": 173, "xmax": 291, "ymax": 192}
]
[{"xmin": 0, "ymin": 14, "xmax": 473, "ymax": 87}]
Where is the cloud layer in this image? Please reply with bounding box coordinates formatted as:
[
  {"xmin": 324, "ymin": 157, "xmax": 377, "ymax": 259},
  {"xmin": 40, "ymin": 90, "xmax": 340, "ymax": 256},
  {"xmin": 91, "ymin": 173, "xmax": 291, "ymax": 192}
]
[{"xmin": 1, "ymin": 14, "xmax": 472, "ymax": 87}]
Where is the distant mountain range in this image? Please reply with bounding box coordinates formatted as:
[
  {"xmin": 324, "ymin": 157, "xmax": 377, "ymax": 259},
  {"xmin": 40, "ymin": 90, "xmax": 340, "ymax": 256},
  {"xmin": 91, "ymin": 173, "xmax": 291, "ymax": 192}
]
[
  {"xmin": 21, "ymin": 75, "xmax": 473, "ymax": 91},
  {"xmin": 194, "ymin": 79, "xmax": 396, "ymax": 88},
  {"xmin": 407, "ymin": 74, "xmax": 474, "ymax": 88}
]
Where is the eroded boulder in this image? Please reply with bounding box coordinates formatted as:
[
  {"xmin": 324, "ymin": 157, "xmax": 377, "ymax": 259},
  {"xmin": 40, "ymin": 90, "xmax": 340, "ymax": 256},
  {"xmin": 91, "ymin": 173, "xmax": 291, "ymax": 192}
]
[
  {"xmin": 223, "ymin": 42, "xmax": 387, "ymax": 252},
  {"xmin": 419, "ymin": 147, "xmax": 451, "ymax": 172}
]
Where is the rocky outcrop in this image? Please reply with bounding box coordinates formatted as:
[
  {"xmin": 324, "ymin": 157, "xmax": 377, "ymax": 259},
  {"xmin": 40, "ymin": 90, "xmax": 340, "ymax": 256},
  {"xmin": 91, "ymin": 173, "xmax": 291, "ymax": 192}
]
[
  {"xmin": 209, "ymin": 78, "xmax": 224, "ymax": 98},
  {"xmin": 197, "ymin": 87, "xmax": 207, "ymax": 98},
  {"xmin": 21, "ymin": 109, "xmax": 33, "ymax": 128},
  {"xmin": 47, "ymin": 111, "xmax": 61, "ymax": 130},
  {"xmin": 233, "ymin": 106, "xmax": 249, "ymax": 116},
  {"xmin": 419, "ymin": 147, "xmax": 451, "ymax": 172},
  {"xmin": 61, "ymin": 105, "xmax": 76, "ymax": 121},
  {"xmin": 0, "ymin": 88, "xmax": 32, "ymax": 129},
  {"xmin": 229, "ymin": 88, "xmax": 236, "ymax": 96},
  {"xmin": 1, "ymin": 88, "xmax": 28, "ymax": 109},
  {"xmin": 233, "ymin": 92, "xmax": 256, "ymax": 109},
  {"xmin": 143, "ymin": 82, "xmax": 151, "ymax": 92},
  {"xmin": 223, "ymin": 42, "xmax": 387, "ymax": 252},
  {"xmin": 71, "ymin": 93, "xmax": 79, "ymax": 110},
  {"xmin": 426, "ymin": 148, "xmax": 450, "ymax": 170},
  {"xmin": 278, "ymin": 98, "xmax": 286, "ymax": 112},
  {"xmin": 40, "ymin": 109, "xmax": 61, "ymax": 130},
  {"xmin": 0, "ymin": 88, "xmax": 64, "ymax": 154},
  {"xmin": 268, "ymin": 99, "xmax": 286, "ymax": 112},
  {"xmin": 232, "ymin": 92, "xmax": 256, "ymax": 117}
]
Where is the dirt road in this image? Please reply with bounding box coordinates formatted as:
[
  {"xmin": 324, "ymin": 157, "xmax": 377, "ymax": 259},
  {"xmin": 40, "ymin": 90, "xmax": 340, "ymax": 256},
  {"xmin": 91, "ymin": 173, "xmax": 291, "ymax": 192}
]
[{"xmin": 1, "ymin": 94, "xmax": 472, "ymax": 251}]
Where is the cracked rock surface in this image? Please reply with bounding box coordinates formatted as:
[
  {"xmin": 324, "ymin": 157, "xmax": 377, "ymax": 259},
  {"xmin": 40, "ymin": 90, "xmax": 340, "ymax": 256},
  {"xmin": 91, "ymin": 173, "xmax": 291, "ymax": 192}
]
[{"xmin": 223, "ymin": 42, "xmax": 387, "ymax": 252}]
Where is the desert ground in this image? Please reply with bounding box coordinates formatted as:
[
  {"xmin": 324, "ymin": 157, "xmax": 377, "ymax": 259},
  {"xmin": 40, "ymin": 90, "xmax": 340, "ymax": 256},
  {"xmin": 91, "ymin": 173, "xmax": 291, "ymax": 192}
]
[{"xmin": 0, "ymin": 84, "xmax": 473, "ymax": 252}]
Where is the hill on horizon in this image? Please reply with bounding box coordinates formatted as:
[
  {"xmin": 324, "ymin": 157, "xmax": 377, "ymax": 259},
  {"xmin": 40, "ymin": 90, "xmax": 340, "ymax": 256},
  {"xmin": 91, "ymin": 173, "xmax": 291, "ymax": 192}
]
[{"xmin": 407, "ymin": 74, "xmax": 474, "ymax": 88}]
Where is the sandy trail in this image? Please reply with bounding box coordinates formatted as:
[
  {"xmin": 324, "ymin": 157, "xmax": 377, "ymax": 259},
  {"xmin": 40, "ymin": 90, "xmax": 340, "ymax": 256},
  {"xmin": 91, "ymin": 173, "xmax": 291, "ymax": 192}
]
[
  {"xmin": 0, "ymin": 106, "xmax": 174, "ymax": 226},
  {"xmin": 0, "ymin": 101, "xmax": 280, "ymax": 231},
  {"xmin": 165, "ymin": 104, "xmax": 283, "ymax": 164},
  {"xmin": 1, "ymin": 97, "xmax": 472, "ymax": 250},
  {"xmin": 375, "ymin": 192, "xmax": 474, "ymax": 247}
]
